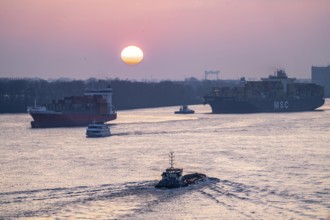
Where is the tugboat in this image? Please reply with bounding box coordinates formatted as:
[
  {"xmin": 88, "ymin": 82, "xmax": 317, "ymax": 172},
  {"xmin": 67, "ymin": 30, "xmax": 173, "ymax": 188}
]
[
  {"xmin": 155, "ymin": 152, "xmax": 206, "ymax": 189},
  {"xmin": 174, "ymin": 105, "xmax": 195, "ymax": 114}
]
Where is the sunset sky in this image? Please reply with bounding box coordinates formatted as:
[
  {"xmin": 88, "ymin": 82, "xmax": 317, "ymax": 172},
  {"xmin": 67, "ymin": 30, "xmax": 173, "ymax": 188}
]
[{"xmin": 1, "ymin": 0, "xmax": 329, "ymax": 80}]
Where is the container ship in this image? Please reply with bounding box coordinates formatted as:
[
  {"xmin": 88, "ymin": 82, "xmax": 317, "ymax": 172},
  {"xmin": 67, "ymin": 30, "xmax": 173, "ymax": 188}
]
[
  {"xmin": 203, "ymin": 70, "xmax": 325, "ymax": 113},
  {"xmin": 27, "ymin": 86, "xmax": 117, "ymax": 128}
]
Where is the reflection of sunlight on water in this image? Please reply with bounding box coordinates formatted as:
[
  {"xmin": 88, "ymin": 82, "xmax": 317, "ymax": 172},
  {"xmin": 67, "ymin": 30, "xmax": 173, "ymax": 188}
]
[
  {"xmin": 114, "ymin": 105, "xmax": 205, "ymax": 124},
  {"xmin": 56, "ymin": 196, "xmax": 142, "ymax": 219},
  {"xmin": 319, "ymin": 98, "xmax": 330, "ymax": 110},
  {"xmin": 1, "ymin": 101, "xmax": 329, "ymax": 219},
  {"xmin": 115, "ymin": 114, "xmax": 198, "ymax": 124}
]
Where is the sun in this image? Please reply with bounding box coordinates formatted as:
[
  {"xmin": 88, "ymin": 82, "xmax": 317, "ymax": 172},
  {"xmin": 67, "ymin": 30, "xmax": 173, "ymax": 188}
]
[{"xmin": 121, "ymin": 46, "xmax": 144, "ymax": 65}]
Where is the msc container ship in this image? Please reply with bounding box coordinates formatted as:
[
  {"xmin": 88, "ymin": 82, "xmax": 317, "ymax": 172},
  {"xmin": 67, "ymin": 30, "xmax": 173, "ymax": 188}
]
[
  {"xmin": 27, "ymin": 86, "xmax": 117, "ymax": 128},
  {"xmin": 203, "ymin": 70, "xmax": 325, "ymax": 113}
]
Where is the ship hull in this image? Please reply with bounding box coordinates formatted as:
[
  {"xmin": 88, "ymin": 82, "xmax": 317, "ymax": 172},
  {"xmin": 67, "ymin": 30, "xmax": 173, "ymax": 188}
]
[
  {"xmin": 204, "ymin": 96, "xmax": 325, "ymax": 113},
  {"xmin": 29, "ymin": 112, "xmax": 117, "ymax": 128}
]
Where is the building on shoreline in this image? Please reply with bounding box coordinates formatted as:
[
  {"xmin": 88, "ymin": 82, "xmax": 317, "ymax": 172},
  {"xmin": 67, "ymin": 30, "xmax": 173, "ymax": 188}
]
[{"xmin": 312, "ymin": 65, "xmax": 330, "ymax": 98}]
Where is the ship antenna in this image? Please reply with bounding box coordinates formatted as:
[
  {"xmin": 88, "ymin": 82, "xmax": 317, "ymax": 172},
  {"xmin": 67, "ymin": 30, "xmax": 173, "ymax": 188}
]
[{"xmin": 169, "ymin": 152, "xmax": 175, "ymax": 168}]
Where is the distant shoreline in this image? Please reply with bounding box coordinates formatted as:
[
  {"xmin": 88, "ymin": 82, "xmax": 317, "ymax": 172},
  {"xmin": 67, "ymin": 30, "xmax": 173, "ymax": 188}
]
[{"xmin": 1, "ymin": 77, "xmax": 328, "ymax": 114}]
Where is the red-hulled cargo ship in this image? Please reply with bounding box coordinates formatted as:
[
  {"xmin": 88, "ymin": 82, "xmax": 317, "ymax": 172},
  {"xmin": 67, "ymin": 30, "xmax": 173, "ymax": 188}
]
[{"xmin": 27, "ymin": 86, "xmax": 117, "ymax": 128}]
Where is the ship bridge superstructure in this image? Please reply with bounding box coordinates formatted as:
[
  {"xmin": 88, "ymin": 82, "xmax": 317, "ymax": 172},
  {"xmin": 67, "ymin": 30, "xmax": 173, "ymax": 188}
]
[
  {"xmin": 84, "ymin": 86, "xmax": 116, "ymax": 115},
  {"xmin": 261, "ymin": 69, "xmax": 296, "ymax": 93}
]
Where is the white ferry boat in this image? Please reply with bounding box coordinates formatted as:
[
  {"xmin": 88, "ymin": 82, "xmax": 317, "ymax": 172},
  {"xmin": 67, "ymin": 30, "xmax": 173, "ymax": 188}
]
[{"xmin": 86, "ymin": 122, "xmax": 111, "ymax": 137}]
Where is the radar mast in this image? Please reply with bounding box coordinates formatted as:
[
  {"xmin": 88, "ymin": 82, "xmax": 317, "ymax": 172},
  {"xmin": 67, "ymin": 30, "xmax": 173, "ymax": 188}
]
[{"xmin": 169, "ymin": 152, "xmax": 175, "ymax": 169}]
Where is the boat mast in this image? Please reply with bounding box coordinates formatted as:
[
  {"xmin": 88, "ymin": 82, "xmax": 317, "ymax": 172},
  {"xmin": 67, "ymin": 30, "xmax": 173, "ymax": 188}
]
[{"xmin": 169, "ymin": 152, "xmax": 175, "ymax": 168}]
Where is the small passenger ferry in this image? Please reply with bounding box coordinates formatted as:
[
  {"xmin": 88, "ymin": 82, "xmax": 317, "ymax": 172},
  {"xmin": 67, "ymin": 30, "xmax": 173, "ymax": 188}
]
[{"xmin": 86, "ymin": 121, "xmax": 111, "ymax": 137}]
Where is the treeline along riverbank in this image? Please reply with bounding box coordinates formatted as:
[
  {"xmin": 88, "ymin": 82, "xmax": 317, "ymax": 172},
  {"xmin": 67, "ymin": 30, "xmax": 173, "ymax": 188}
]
[{"xmin": 0, "ymin": 78, "xmax": 237, "ymax": 113}]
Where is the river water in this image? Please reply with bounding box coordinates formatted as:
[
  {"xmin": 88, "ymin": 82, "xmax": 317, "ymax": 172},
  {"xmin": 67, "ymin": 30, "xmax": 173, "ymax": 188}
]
[{"xmin": 1, "ymin": 101, "xmax": 329, "ymax": 219}]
